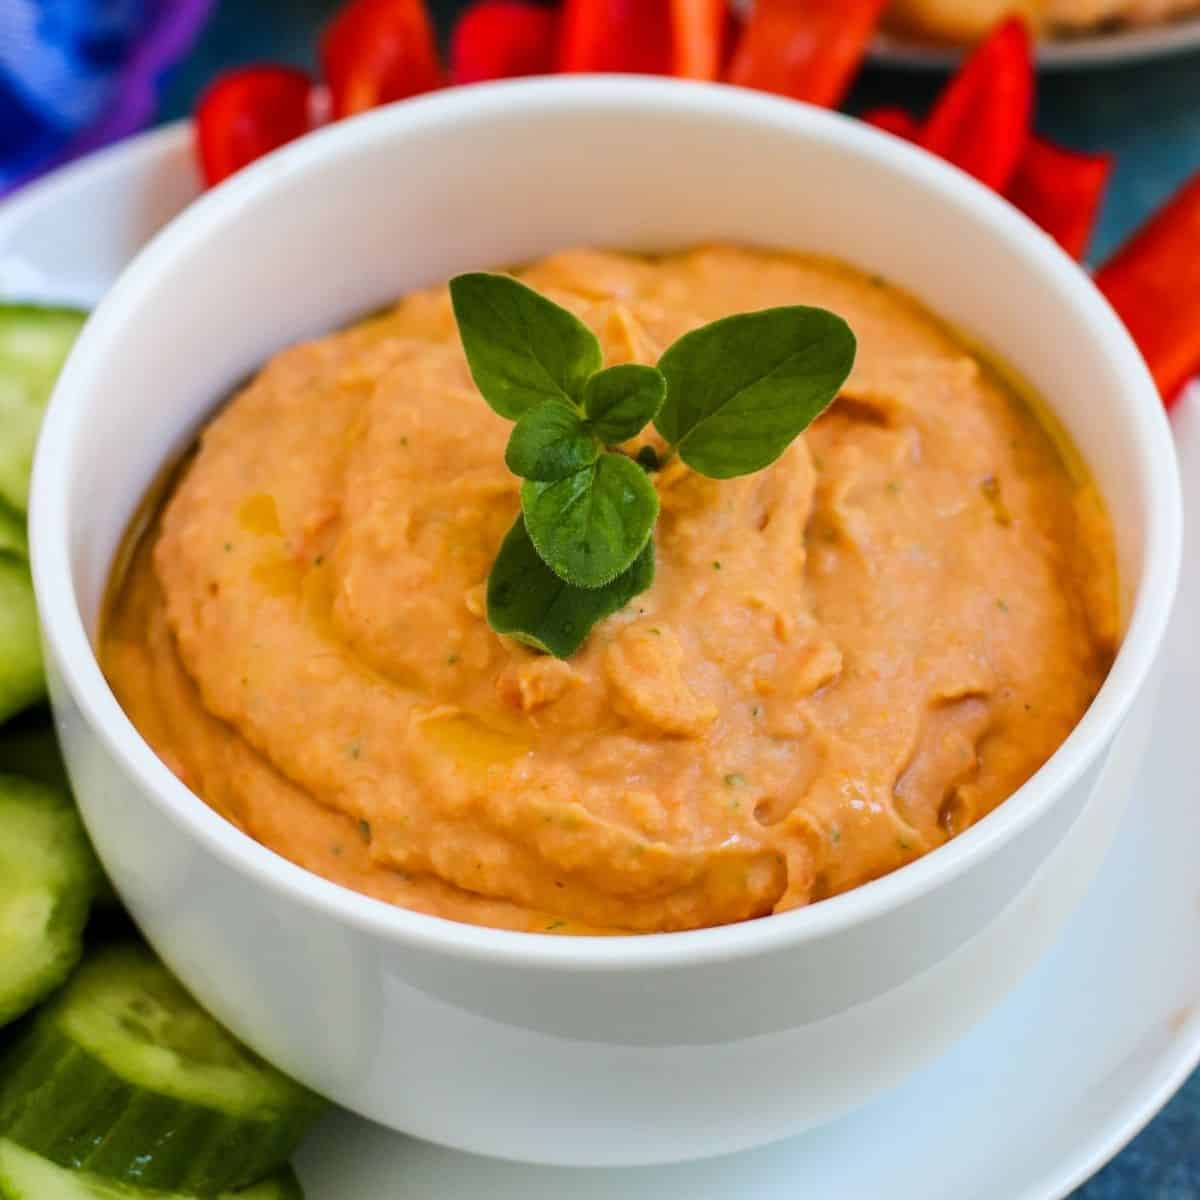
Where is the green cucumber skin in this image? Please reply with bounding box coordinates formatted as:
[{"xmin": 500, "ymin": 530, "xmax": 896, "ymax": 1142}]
[
  {"xmin": 0, "ymin": 1137, "xmax": 305, "ymax": 1198},
  {"xmin": 0, "ymin": 1023, "xmax": 323, "ymax": 1195}
]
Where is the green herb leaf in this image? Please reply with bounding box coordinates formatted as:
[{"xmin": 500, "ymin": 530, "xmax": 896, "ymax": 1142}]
[
  {"xmin": 487, "ymin": 517, "xmax": 654, "ymax": 658},
  {"xmin": 522, "ymin": 452, "xmax": 659, "ymax": 589},
  {"xmin": 506, "ymin": 401, "xmax": 600, "ymax": 481},
  {"xmin": 451, "ymin": 277, "xmax": 858, "ymax": 660},
  {"xmin": 583, "ymin": 364, "xmax": 667, "ymax": 445},
  {"xmin": 655, "ymin": 306, "xmax": 856, "ymax": 479},
  {"xmin": 449, "ymin": 273, "xmax": 602, "ymax": 419}
]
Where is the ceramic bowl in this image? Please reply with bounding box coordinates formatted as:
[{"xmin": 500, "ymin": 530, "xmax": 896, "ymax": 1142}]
[{"xmin": 29, "ymin": 78, "xmax": 1182, "ymax": 1166}]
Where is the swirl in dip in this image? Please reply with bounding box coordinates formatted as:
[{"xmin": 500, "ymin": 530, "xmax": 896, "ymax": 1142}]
[{"xmin": 101, "ymin": 246, "xmax": 1118, "ymax": 935}]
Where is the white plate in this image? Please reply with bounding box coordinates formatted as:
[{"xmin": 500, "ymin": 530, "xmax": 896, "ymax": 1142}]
[
  {"xmin": 1, "ymin": 126, "xmax": 1197, "ymax": 1200},
  {"xmin": 872, "ymin": 16, "xmax": 1200, "ymax": 69}
]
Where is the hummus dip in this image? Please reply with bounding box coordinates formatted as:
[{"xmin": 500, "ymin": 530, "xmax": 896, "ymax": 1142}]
[{"xmin": 101, "ymin": 246, "xmax": 1118, "ymax": 935}]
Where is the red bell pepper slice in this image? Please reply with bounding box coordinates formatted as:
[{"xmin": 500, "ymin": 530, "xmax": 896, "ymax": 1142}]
[
  {"xmin": 1008, "ymin": 137, "xmax": 1112, "ymax": 260},
  {"xmin": 322, "ymin": 0, "xmax": 444, "ymax": 119},
  {"xmin": 452, "ymin": 2, "xmax": 558, "ymax": 83},
  {"xmin": 725, "ymin": 0, "xmax": 889, "ymax": 109},
  {"xmin": 670, "ymin": 0, "xmax": 728, "ymax": 80},
  {"xmin": 1096, "ymin": 172, "xmax": 1200, "ymax": 406},
  {"xmin": 557, "ymin": 0, "xmax": 674, "ymax": 74},
  {"xmin": 195, "ymin": 66, "xmax": 314, "ymax": 187},
  {"xmin": 556, "ymin": 0, "xmax": 728, "ymax": 79},
  {"xmin": 920, "ymin": 17, "xmax": 1033, "ymax": 192},
  {"xmin": 861, "ymin": 106, "xmax": 920, "ymax": 141}
]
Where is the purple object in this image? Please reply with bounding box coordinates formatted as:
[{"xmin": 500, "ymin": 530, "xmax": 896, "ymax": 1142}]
[{"xmin": 0, "ymin": 0, "xmax": 215, "ymax": 195}]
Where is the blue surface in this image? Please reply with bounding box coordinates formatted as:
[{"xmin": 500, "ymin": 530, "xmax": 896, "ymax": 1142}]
[{"xmin": 154, "ymin": 4, "xmax": 1200, "ymax": 1194}]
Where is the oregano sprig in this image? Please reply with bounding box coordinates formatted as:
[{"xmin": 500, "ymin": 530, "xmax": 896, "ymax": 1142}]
[
  {"xmin": 449, "ymin": 271, "xmax": 856, "ymax": 658},
  {"xmin": 450, "ymin": 272, "xmax": 662, "ymax": 599}
]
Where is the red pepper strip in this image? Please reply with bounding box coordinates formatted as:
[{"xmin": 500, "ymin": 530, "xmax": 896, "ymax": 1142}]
[
  {"xmin": 861, "ymin": 106, "xmax": 920, "ymax": 141},
  {"xmin": 451, "ymin": 2, "xmax": 558, "ymax": 83},
  {"xmin": 322, "ymin": 0, "xmax": 444, "ymax": 119},
  {"xmin": 920, "ymin": 17, "xmax": 1033, "ymax": 192},
  {"xmin": 557, "ymin": 0, "xmax": 674, "ymax": 74},
  {"xmin": 670, "ymin": 0, "xmax": 728, "ymax": 80},
  {"xmin": 1008, "ymin": 137, "xmax": 1112, "ymax": 260},
  {"xmin": 1096, "ymin": 172, "xmax": 1200, "ymax": 406},
  {"xmin": 725, "ymin": 0, "xmax": 889, "ymax": 109},
  {"xmin": 194, "ymin": 66, "xmax": 314, "ymax": 187}
]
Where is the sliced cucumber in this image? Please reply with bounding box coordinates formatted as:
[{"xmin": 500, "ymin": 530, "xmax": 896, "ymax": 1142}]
[
  {"xmin": 0, "ymin": 713, "xmax": 122, "ymax": 910},
  {"xmin": 0, "ymin": 559, "xmax": 43, "ymax": 724},
  {"xmin": 0, "ymin": 775, "xmax": 99, "ymax": 1027},
  {"xmin": 0, "ymin": 306, "xmax": 86, "ymax": 514},
  {"xmin": 0, "ymin": 942, "xmax": 325, "ymax": 1195},
  {"xmin": 0, "ymin": 505, "xmax": 26, "ymax": 562},
  {"xmin": 0, "ymin": 307, "xmax": 80, "ymax": 719},
  {"xmin": 0, "ymin": 1138, "xmax": 304, "ymax": 1198}
]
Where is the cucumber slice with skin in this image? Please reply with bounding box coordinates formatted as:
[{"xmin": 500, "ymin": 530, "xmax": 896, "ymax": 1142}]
[
  {"xmin": 0, "ymin": 310, "xmax": 74, "ymax": 718},
  {"xmin": 0, "ymin": 560, "xmax": 44, "ymax": 724},
  {"xmin": 0, "ymin": 1138, "xmax": 304, "ymax": 1199},
  {"xmin": 0, "ymin": 305, "xmax": 86, "ymax": 514},
  {"xmin": 0, "ymin": 710, "xmax": 117, "ymax": 907},
  {"xmin": 0, "ymin": 943, "xmax": 325, "ymax": 1195},
  {"xmin": 0, "ymin": 710, "xmax": 118, "ymax": 902},
  {"xmin": 0, "ymin": 713, "xmax": 120, "ymax": 907},
  {"xmin": 0, "ymin": 775, "xmax": 99, "ymax": 1026}
]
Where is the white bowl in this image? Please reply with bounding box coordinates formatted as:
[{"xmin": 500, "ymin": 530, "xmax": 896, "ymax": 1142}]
[{"xmin": 29, "ymin": 78, "xmax": 1181, "ymax": 1167}]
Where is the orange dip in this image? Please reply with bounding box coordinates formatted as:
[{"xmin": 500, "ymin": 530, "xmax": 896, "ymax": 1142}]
[{"xmin": 101, "ymin": 246, "xmax": 1118, "ymax": 934}]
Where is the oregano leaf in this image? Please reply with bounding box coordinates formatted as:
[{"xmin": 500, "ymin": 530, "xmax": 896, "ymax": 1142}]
[
  {"xmin": 449, "ymin": 272, "xmax": 602, "ymax": 419},
  {"xmin": 655, "ymin": 306, "xmax": 856, "ymax": 478},
  {"xmin": 506, "ymin": 402, "xmax": 600, "ymax": 481},
  {"xmin": 583, "ymin": 363, "xmax": 667, "ymax": 445},
  {"xmin": 487, "ymin": 517, "xmax": 654, "ymax": 658},
  {"xmin": 521, "ymin": 452, "xmax": 659, "ymax": 589}
]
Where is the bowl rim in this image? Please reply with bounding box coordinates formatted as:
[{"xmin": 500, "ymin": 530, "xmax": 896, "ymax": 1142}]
[{"xmin": 29, "ymin": 76, "xmax": 1183, "ymax": 972}]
